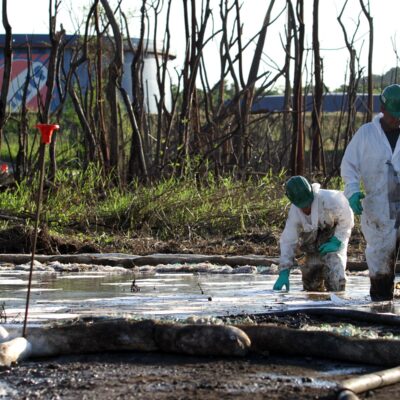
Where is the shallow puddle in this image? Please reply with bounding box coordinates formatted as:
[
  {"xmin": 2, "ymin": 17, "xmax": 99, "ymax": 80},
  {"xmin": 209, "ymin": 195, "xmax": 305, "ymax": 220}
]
[{"xmin": 0, "ymin": 265, "xmax": 399, "ymax": 325}]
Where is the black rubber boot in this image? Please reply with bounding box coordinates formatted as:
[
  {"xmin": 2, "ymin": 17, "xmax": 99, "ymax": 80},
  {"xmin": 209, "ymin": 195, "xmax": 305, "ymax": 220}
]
[{"xmin": 370, "ymin": 274, "xmax": 395, "ymax": 301}]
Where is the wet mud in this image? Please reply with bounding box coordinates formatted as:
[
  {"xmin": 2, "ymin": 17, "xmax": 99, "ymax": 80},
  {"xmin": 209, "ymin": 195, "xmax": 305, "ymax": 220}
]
[{"xmin": 1, "ymin": 346, "xmax": 400, "ymax": 399}]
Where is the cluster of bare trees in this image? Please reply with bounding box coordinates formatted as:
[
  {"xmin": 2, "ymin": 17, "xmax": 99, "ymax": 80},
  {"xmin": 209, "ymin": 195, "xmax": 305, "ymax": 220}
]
[{"xmin": 0, "ymin": 0, "xmax": 387, "ymax": 185}]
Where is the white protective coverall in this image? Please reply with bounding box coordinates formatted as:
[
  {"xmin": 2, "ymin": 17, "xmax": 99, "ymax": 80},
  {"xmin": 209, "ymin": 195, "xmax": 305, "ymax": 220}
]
[
  {"xmin": 279, "ymin": 183, "xmax": 354, "ymax": 291},
  {"xmin": 341, "ymin": 113, "xmax": 400, "ymax": 299}
]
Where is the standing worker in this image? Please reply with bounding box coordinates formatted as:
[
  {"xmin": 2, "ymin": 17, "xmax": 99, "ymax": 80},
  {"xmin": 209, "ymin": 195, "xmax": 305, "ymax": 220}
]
[
  {"xmin": 273, "ymin": 176, "xmax": 354, "ymax": 292},
  {"xmin": 341, "ymin": 84, "xmax": 400, "ymax": 301}
]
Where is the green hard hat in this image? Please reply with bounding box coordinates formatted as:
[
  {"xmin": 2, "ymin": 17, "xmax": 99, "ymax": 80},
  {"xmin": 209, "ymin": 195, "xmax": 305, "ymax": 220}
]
[
  {"xmin": 285, "ymin": 176, "xmax": 314, "ymax": 208},
  {"xmin": 380, "ymin": 84, "xmax": 400, "ymax": 118}
]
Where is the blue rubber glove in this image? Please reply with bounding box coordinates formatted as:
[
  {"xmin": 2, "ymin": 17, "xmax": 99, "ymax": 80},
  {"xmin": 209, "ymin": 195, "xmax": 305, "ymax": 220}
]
[
  {"xmin": 273, "ymin": 269, "xmax": 290, "ymax": 291},
  {"xmin": 318, "ymin": 236, "xmax": 343, "ymax": 255},
  {"xmin": 348, "ymin": 192, "xmax": 365, "ymax": 215}
]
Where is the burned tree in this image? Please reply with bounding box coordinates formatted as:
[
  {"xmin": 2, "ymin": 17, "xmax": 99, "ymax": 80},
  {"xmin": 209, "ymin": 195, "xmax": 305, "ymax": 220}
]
[
  {"xmin": 15, "ymin": 44, "xmax": 31, "ymax": 182},
  {"xmin": 310, "ymin": 0, "xmax": 325, "ymax": 174},
  {"xmin": 120, "ymin": 6, "xmax": 148, "ymax": 182},
  {"xmin": 233, "ymin": 0, "xmax": 276, "ymax": 176},
  {"xmin": 359, "ymin": 0, "xmax": 374, "ymax": 122},
  {"xmin": 337, "ymin": 1, "xmax": 363, "ymax": 152},
  {"xmin": 0, "ymin": 0, "xmax": 12, "ymax": 154},
  {"xmin": 288, "ymin": 0, "xmax": 305, "ymax": 176},
  {"xmin": 100, "ymin": 0, "xmax": 124, "ymax": 180},
  {"xmin": 36, "ymin": 0, "xmax": 65, "ymax": 183},
  {"xmin": 280, "ymin": 1, "xmax": 294, "ymax": 171},
  {"xmin": 176, "ymin": 0, "xmax": 212, "ymax": 176},
  {"xmin": 64, "ymin": 6, "xmax": 101, "ymax": 167}
]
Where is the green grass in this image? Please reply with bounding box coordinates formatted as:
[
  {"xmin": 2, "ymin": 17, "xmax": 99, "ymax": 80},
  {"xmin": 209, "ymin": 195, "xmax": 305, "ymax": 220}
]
[{"xmin": 0, "ymin": 163, "xmax": 345, "ymax": 246}]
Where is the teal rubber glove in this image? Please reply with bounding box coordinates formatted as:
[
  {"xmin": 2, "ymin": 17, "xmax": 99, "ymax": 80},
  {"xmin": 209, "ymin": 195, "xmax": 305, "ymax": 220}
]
[
  {"xmin": 273, "ymin": 269, "xmax": 290, "ymax": 291},
  {"xmin": 348, "ymin": 192, "xmax": 365, "ymax": 215},
  {"xmin": 318, "ymin": 236, "xmax": 343, "ymax": 255}
]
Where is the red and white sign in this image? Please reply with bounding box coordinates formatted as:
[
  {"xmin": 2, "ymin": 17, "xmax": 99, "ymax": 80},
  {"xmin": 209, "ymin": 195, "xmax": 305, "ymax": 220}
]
[{"xmin": 0, "ymin": 53, "xmax": 49, "ymax": 111}]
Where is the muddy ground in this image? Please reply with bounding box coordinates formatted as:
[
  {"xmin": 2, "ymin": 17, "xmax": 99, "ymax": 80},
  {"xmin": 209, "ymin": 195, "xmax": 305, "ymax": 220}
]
[
  {"xmin": 2, "ymin": 336, "xmax": 400, "ymax": 400},
  {"xmin": 0, "ymin": 224, "xmax": 366, "ymax": 260},
  {"xmin": 2, "ymin": 225, "xmax": 400, "ymax": 399},
  {"xmin": 0, "ymin": 352, "xmax": 392, "ymax": 400}
]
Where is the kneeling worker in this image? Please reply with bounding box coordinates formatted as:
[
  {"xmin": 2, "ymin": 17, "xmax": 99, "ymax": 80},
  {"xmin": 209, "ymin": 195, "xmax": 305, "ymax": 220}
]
[{"xmin": 273, "ymin": 176, "xmax": 354, "ymax": 292}]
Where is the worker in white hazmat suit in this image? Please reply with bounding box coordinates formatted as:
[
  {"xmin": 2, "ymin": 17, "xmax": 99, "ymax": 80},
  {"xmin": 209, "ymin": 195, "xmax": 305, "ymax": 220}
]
[
  {"xmin": 273, "ymin": 176, "xmax": 354, "ymax": 292},
  {"xmin": 341, "ymin": 84, "xmax": 400, "ymax": 301}
]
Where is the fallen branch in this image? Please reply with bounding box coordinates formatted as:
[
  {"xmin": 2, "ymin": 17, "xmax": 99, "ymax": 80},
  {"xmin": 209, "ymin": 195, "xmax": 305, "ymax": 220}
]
[{"xmin": 0, "ymin": 213, "xmax": 26, "ymax": 222}]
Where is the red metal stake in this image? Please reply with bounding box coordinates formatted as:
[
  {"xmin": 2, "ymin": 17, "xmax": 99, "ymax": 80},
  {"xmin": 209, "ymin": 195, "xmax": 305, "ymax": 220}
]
[{"xmin": 22, "ymin": 123, "xmax": 59, "ymax": 337}]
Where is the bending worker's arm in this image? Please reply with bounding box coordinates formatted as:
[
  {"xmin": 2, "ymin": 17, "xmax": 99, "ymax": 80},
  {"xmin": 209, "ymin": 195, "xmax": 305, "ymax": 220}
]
[{"xmin": 318, "ymin": 193, "xmax": 354, "ymax": 256}]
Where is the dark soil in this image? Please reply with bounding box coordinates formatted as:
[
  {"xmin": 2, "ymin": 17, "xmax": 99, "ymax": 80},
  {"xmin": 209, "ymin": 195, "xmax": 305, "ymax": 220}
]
[
  {"xmin": 1, "ymin": 352, "xmax": 398, "ymax": 400},
  {"xmin": 0, "ymin": 224, "xmax": 282, "ymax": 256},
  {"xmin": 0, "ymin": 225, "xmax": 101, "ymax": 255},
  {"xmin": 0, "ymin": 223, "xmax": 367, "ymax": 260}
]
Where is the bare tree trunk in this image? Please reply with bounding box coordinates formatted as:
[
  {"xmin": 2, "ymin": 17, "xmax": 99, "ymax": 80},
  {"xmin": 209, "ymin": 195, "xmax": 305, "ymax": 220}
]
[
  {"xmin": 61, "ymin": 4, "xmax": 99, "ymax": 167},
  {"xmin": 177, "ymin": 0, "xmax": 212, "ymax": 176},
  {"xmin": 359, "ymin": 0, "xmax": 373, "ymax": 122},
  {"xmin": 47, "ymin": 34, "xmax": 65, "ymax": 182},
  {"xmin": 0, "ymin": 0, "xmax": 12, "ymax": 154},
  {"xmin": 281, "ymin": 2, "xmax": 293, "ymax": 168},
  {"xmin": 311, "ymin": 0, "xmax": 325, "ymax": 174},
  {"xmin": 234, "ymin": 0, "xmax": 276, "ymax": 175},
  {"xmin": 69, "ymin": 86, "xmax": 98, "ymax": 164},
  {"xmin": 220, "ymin": 0, "xmax": 242, "ymax": 171},
  {"xmin": 152, "ymin": 0, "xmax": 172, "ymax": 174},
  {"xmin": 177, "ymin": 0, "xmax": 195, "ymax": 174},
  {"xmin": 121, "ymin": 9, "xmax": 148, "ymax": 182},
  {"xmin": 337, "ymin": 1, "xmax": 362, "ymax": 151},
  {"xmin": 41, "ymin": 1, "xmax": 65, "ymax": 183},
  {"xmin": 119, "ymin": 88, "xmax": 148, "ymax": 182},
  {"xmin": 100, "ymin": 0, "xmax": 124, "ymax": 181},
  {"xmin": 130, "ymin": 0, "xmax": 146, "ymax": 143},
  {"xmin": 16, "ymin": 45, "xmax": 31, "ymax": 182},
  {"xmin": 94, "ymin": 1, "xmax": 110, "ymax": 172},
  {"xmin": 289, "ymin": 0, "xmax": 305, "ymax": 176}
]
